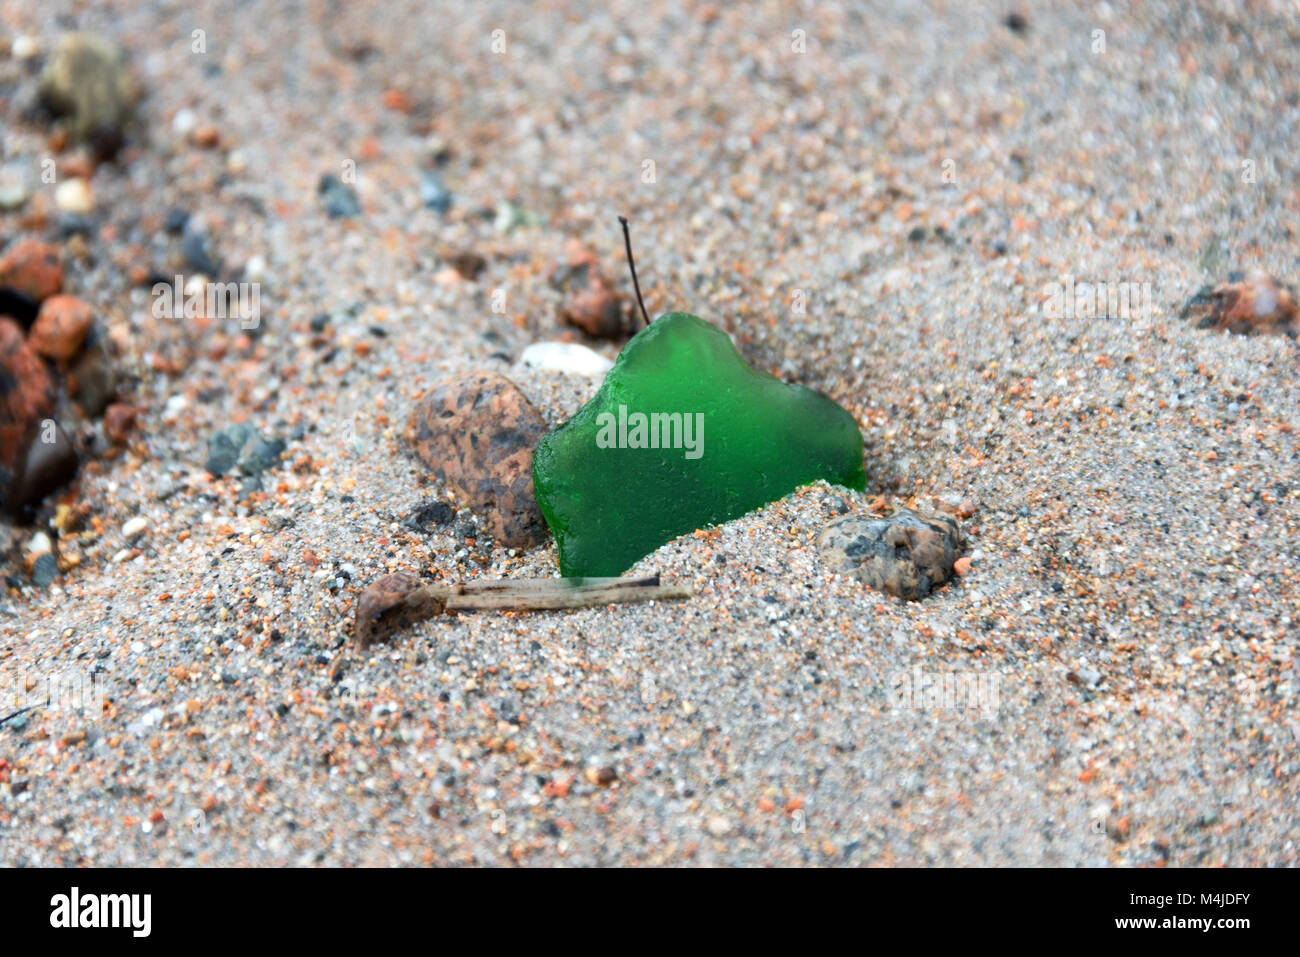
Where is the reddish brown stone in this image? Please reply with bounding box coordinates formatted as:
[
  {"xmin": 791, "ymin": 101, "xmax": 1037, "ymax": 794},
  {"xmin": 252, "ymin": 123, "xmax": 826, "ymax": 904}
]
[
  {"xmin": 191, "ymin": 125, "xmax": 221, "ymax": 148},
  {"xmin": 353, "ymin": 572, "xmax": 445, "ymax": 648},
  {"xmin": 1181, "ymin": 271, "xmax": 1299, "ymax": 337},
  {"xmin": 103, "ymin": 402, "xmax": 140, "ymax": 445},
  {"xmin": 441, "ymin": 248, "xmax": 487, "ymax": 280},
  {"xmin": 60, "ymin": 153, "xmax": 96, "ymax": 180},
  {"xmin": 0, "ymin": 240, "xmax": 63, "ymax": 303},
  {"xmin": 550, "ymin": 240, "xmax": 632, "ymax": 339},
  {"xmin": 406, "ymin": 371, "xmax": 549, "ymax": 549},
  {"xmin": 381, "ymin": 89, "xmax": 413, "ymax": 114},
  {"xmin": 0, "ymin": 317, "xmax": 56, "ymax": 475},
  {"xmin": 29, "ymin": 294, "xmax": 94, "ymax": 361}
]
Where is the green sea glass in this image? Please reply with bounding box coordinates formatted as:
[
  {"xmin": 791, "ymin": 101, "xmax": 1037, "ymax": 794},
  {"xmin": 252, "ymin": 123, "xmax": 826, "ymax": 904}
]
[{"xmin": 532, "ymin": 312, "xmax": 867, "ymax": 577}]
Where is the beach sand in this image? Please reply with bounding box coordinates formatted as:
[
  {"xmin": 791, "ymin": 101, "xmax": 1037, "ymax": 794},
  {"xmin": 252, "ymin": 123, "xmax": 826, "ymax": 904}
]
[{"xmin": 1, "ymin": 0, "xmax": 1297, "ymax": 865}]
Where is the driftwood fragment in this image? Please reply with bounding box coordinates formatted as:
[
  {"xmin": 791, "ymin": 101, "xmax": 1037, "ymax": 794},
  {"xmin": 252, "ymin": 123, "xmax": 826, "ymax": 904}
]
[{"xmin": 354, "ymin": 572, "xmax": 691, "ymax": 647}]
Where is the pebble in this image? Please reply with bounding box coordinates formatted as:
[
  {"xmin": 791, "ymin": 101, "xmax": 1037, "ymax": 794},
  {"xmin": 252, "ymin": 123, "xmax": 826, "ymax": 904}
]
[
  {"xmin": 318, "ymin": 175, "xmax": 361, "ymax": 219},
  {"xmin": 243, "ymin": 255, "xmax": 267, "ymax": 283},
  {"xmin": 205, "ymin": 423, "xmax": 256, "ymax": 476},
  {"xmin": 205, "ymin": 424, "xmax": 285, "ymax": 480},
  {"xmin": 441, "ymin": 249, "xmax": 486, "ymax": 280},
  {"xmin": 406, "ymin": 371, "xmax": 550, "ymax": 549},
  {"xmin": 171, "ymin": 108, "xmax": 197, "ymax": 136},
  {"xmin": 26, "ymin": 532, "xmax": 53, "ymax": 557},
  {"xmin": 818, "ymin": 508, "xmax": 965, "ymax": 600},
  {"xmin": 122, "ymin": 516, "xmax": 149, "ymax": 540},
  {"xmin": 239, "ymin": 436, "xmax": 286, "ymax": 477},
  {"xmin": 5, "ymin": 420, "xmax": 79, "ymax": 513},
  {"xmin": 31, "ymin": 552, "xmax": 58, "ymax": 589},
  {"xmin": 102, "ymin": 403, "xmax": 139, "ymax": 445},
  {"xmin": 550, "ymin": 240, "xmax": 631, "ymax": 339},
  {"xmin": 0, "ymin": 240, "xmax": 64, "ymax": 304},
  {"xmin": 1069, "ymin": 668, "xmax": 1102, "ymax": 689},
  {"xmin": 28, "ymin": 295, "xmax": 94, "ymax": 361},
  {"xmin": 353, "ymin": 572, "xmax": 444, "ymax": 647},
  {"xmin": 181, "ymin": 217, "xmax": 221, "ymax": 275},
  {"xmin": 419, "ymin": 169, "xmax": 452, "ymax": 213},
  {"xmin": 493, "ymin": 200, "xmax": 534, "ymax": 234},
  {"xmin": 404, "ymin": 500, "xmax": 455, "ymax": 531},
  {"xmin": 191, "ymin": 125, "xmax": 221, "ymax": 149},
  {"xmin": 10, "ymin": 35, "xmax": 39, "ymax": 60},
  {"xmin": 0, "ymin": 319, "xmax": 56, "ymax": 504},
  {"xmin": 54, "ymin": 177, "xmax": 94, "ymax": 214},
  {"xmin": 0, "ymin": 183, "xmax": 28, "ymax": 211},
  {"xmin": 68, "ymin": 329, "xmax": 118, "ymax": 416},
  {"xmin": 519, "ymin": 341, "xmax": 613, "ymax": 377},
  {"xmin": 1181, "ymin": 271, "xmax": 1298, "ymax": 337},
  {"xmin": 38, "ymin": 33, "xmax": 138, "ymax": 156},
  {"xmin": 163, "ymin": 207, "xmax": 189, "ymax": 235}
]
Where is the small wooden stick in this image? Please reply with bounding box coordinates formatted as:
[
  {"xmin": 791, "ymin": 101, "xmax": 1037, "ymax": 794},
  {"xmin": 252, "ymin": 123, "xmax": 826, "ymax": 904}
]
[{"xmin": 354, "ymin": 572, "xmax": 691, "ymax": 647}]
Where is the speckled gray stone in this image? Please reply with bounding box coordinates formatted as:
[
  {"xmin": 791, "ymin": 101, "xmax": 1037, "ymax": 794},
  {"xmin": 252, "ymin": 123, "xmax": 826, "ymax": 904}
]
[{"xmin": 818, "ymin": 509, "xmax": 964, "ymax": 600}]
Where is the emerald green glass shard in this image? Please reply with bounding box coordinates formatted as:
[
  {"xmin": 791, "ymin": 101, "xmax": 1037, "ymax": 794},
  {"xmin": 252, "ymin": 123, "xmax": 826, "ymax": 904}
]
[{"xmin": 532, "ymin": 312, "xmax": 867, "ymax": 577}]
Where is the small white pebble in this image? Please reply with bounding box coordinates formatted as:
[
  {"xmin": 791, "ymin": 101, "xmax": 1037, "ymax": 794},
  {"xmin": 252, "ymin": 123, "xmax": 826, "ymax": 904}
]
[
  {"xmin": 25, "ymin": 532, "xmax": 52, "ymax": 557},
  {"xmin": 172, "ymin": 108, "xmax": 196, "ymax": 135},
  {"xmin": 122, "ymin": 516, "xmax": 149, "ymax": 539},
  {"xmin": 520, "ymin": 341, "xmax": 613, "ymax": 377},
  {"xmin": 54, "ymin": 177, "xmax": 94, "ymax": 214},
  {"xmin": 11, "ymin": 36, "xmax": 40, "ymax": 59}
]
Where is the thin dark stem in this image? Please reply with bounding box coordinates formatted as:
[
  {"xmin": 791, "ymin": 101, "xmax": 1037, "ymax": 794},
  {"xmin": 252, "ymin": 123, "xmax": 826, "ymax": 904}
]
[
  {"xmin": 618, "ymin": 215, "xmax": 652, "ymax": 330},
  {"xmin": 0, "ymin": 704, "xmax": 38, "ymax": 726}
]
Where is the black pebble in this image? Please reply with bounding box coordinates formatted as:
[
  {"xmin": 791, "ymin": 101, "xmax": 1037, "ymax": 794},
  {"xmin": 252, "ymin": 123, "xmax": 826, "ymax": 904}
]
[
  {"xmin": 405, "ymin": 500, "xmax": 455, "ymax": 530},
  {"xmin": 31, "ymin": 552, "xmax": 59, "ymax": 589},
  {"xmin": 163, "ymin": 207, "xmax": 190, "ymax": 235}
]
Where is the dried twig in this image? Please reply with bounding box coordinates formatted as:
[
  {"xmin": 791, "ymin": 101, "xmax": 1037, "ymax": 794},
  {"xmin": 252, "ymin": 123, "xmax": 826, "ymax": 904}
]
[
  {"xmin": 354, "ymin": 572, "xmax": 691, "ymax": 647},
  {"xmin": 0, "ymin": 704, "xmax": 39, "ymax": 727}
]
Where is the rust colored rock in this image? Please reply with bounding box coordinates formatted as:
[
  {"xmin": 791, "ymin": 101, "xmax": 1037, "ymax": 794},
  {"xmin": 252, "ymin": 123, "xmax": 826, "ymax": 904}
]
[
  {"xmin": 191, "ymin": 125, "xmax": 221, "ymax": 148},
  {"xmin": 550, "ymin": 240, "xmax": 631, "ymax": 339},
  {"xmin": 0, "ymin": 317, "xmax": 56, "ymax": 477},
  {"xmin": 354, "ymin": 572, "xmax": 445, "ymax": 648},
  {"xmin": 29, "ymin": 295, "xmax": 94, "ymax": 361},
  {"xmin": 1181, "ymin": 271, "xmax": 1299, "ymax": 337},
  {"xmin": 441, "ymin": 248, "xmax": 487, "ymax": 280},
  {"xmin": 407, "ymin": 371, "xmax": 549, "ymax": 549},
  {"xmin": 0, "ymin": 240, "xmax": 63, "ymax": 304},
  {"xmin": 103, "ymin": 402, "xmax": 140, "ymax": 445}
]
